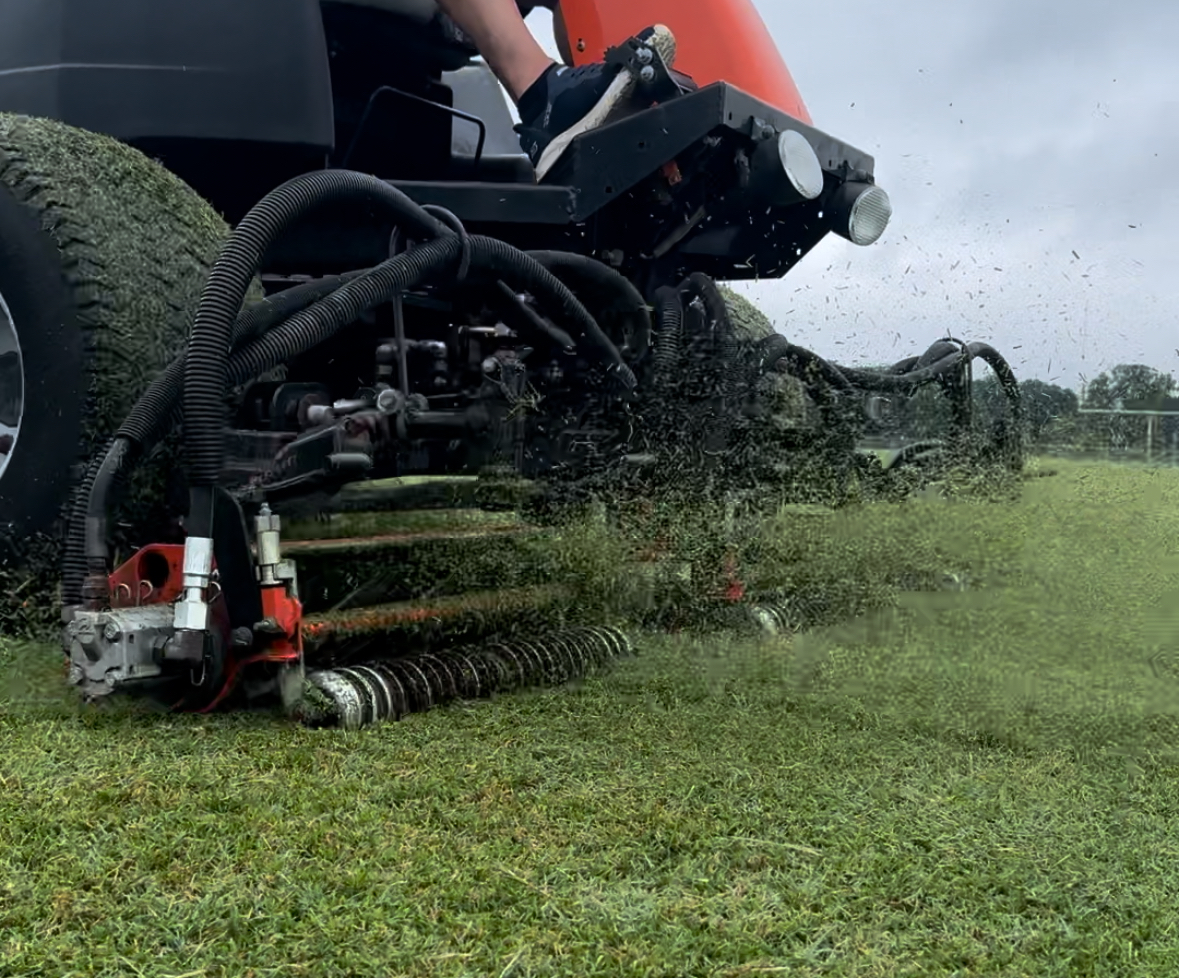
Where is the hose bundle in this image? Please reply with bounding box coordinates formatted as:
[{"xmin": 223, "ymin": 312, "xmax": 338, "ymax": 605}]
[{"xmin": 63, "ymin": 170, "xmax": 632, "ymax": 607}]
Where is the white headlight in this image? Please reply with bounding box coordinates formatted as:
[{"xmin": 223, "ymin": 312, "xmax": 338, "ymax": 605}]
[
  {"xmin": 750, "ymin": 129, "xmax": 824, "ymax": 205},
  {"xmin": 830, "ymin": 182, "xmax": 893, "ymax": 246},
  {"xmin": 847, "ymin": 185, "xmax": 892, "ymax": 245},
  {"xmin": 776, "ymin": 130, "xmax": 824, "ymax": 201}
]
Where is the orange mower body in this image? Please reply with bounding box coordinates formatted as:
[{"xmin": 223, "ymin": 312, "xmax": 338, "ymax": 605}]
[{"xmin": 561, "ymin": 0, "xmax": 812, "ymax": 124}]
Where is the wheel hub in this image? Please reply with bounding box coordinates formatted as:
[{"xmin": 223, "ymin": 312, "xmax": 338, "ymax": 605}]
[{"xmin": 0, "ymin": 288, "xmax": 22, "ymax": 478}]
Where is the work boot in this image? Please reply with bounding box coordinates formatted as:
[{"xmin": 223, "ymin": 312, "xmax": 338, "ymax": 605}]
[{"xmin": 516, "ymin": 24, "xmax": 676, "ymax": 182}]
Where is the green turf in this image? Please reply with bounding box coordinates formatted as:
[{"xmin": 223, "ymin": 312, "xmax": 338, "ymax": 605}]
[{"xmin": 2, "ymin": 458, "xmax": 1178, "ymax": 977}]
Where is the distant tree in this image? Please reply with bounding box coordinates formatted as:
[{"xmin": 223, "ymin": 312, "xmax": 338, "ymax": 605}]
[
  {"xmin": 1020, "ymin": 379, "xmax": 1079, "ymax": 443},
  {"xmin": 1083, "ymin": 364, "xmax": 1176, "ymax": 409},
  {"xmin": 1081, "ymin": 364, "xmax": 1177, "ymax": 454},
  {"xmin": 966, "ymin": 374, "xmax": 1076, "ymax": 445}
]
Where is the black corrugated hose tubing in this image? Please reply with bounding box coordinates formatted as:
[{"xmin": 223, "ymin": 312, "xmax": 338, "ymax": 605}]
[
  {"xmin": 60, "ymin": 445, "xmax": 113, "ymax": 611},
  {"xmin": 652, "ymin": 286, "xmax": 683, "ymax": 386},
  {"xmin": 838, "ymin": 347, "xmax": 971, "ymax": 392},
  {"xmin": 888, "ymin": 355, "xmax": 921, "ymax": 375},
  {"xmin": 479, "ymin": 246, "xmax": 633, "ymax": 387},
  {"xmin": 526, "ymin": 251, "xmax": 652, "ymax": 362},
  {"xmin": 678, "ymin": 273, "xmax": 746, "ymax": 456},
  {"xmin": 72, "ymin": 239, "xmax": 462, "ymax": 603},
  {"xmin": 123, "ymin": 271, "xmax": 367, "ymax": 449},
  {"xmin": 68, "ymin": 231, "xmax": 631, "ymax": 603},
  {"xmin": 916, "ymin": 339, "xmax": 962, "ymax": 368},
  {"xmin": 221, "ymin": 235, "xmax": 463, "ymax": 389},
  {"xmin": 62, "ymin": 272, "xmax": 367, "ymax": 606},
  {"xmin": 683, "ymin": 272, "xmax": 741, "ymax": 395},
  {"xmin": 683, "ymin": 273, "xmax": 730, "ymax": 343},
  {"xmin": 761, "ymin": 334, "xmax": 1023, "ymax": 467},
  {"xmin": 220, "ymin": 235, "xmax": 633, "ymax": 395},
  {"xmin": 764, "ymin": 334, "xmax": 1020, "ymax": 410},
  {"xmin": 759, "ymin": 334, "xmax": 855, "ymax": 393},
  {"xmin": 83, "ymin": 439, "xmax": 133, "ymax": 577},
  {"xmin": 183, "ymin": 170, "xmax": 452, "ymax": 537}
]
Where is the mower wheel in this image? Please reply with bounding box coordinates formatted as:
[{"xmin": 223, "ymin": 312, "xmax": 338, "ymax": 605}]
[{"xmin": 0, "ymin": 113, "xmax": 230, "ymax": 565}]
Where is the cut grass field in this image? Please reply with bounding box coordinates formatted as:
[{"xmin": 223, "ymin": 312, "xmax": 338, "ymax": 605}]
[{"xmin": 2, "ymin": 458, "xmax": 1179, "ymax": 977}]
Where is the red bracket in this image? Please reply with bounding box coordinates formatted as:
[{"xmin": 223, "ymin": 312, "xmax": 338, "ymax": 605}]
[{"xmin": 108, "ymin": 544, "xmax": 188, "ymax": 608}]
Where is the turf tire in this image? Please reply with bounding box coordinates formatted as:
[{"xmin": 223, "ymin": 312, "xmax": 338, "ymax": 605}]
[{"xmin": 0, "ymin": 113, "xmax": 230, "ymax": 632}]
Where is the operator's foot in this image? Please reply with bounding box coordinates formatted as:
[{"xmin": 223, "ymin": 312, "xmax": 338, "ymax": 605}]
[{"xmin": 516, "ymin": 24, "xmax": 676, "ymax": 182}]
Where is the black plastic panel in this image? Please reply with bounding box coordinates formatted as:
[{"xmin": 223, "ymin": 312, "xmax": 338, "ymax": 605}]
[{"xmin": 0, "ymin": 0, "xmax": 334, "ymax": 150}]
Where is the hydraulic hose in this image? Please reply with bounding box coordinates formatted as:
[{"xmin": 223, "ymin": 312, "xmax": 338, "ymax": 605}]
[
  {"xmin": 887, "ymin": 355, "xmax": 921, "ymax": 375},
  {"xmin": 839, "ymin": 348, "xmax": 971, "ymax": 392},
  {"xmin": 184, "ymin": 170, "xmax": 451, "ymax": 536},
  {"xmin": 682, "ymin": 273, "xmax": 730, "ymax": 343},
  {"xmin": 61, "ymin": 445, "xmax": 112, "ymax": 611},
  {"xmin": 759, "ymin": 335, "xmax": 1023, "ymax": 470},
  {"xmin": 68, "ymin": 234, "xmax": 622, "ymax": 604},
  {"xmin": 765, "ymin": 337, "xmax": 972, "ymax": 395},
  {"xmin": 80, "ymin": 438, "xmax": 134, "ymax": 603},
  {"xmin": 126, "ymin": 272, "xmax": 367, "ymax": 450},
  {"xmin": 220, "ymin": 236, "xmax": 628, "ymax": 394},
  {"xmin": 968, "ymin": 342, "xmax": 1024, "ymax": 468},
  {"xmin": 476, "ymin": 243, "xmax": 633, "ymax": 387},
  {"xmin": 160, "ymin": 234, "xmax": 624, "ymax": 468},
  {"xmin": 970, "ymin": 342, "xmax": 1022, "ymax": 418},
  {"xmin": 760, "ymin": 334, "xmax": 855, "ymax": 392},
  {"xmin": 526, "ymin": 251, "xmax": 652, "ymax": 362},
  {"xmin": 652, "ymin": 286, "xmax": 683, "ymax": 387},
  {"xmin": 494, "ymin": 280, "xmax": 577, "ymax": 353},
  {"xmin": 672, "ymin": 273, "xmax": 744, "ymax": 458},
  {"xmin": 69, "ymin": 191, "xmax": 626, "ymax": 608},
  {"xmin": 682, "ymin": 272, "xmax": 740, "ymax": 397},
  {"xmin": 222, "ymin": 235, "xmax": 464, "ymax": 388},
  {"xmin": 62, "ymin": 272, "xmax": 367, "ymax": 607}
]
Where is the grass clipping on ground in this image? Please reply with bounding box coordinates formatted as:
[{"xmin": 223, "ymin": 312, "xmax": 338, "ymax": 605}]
[{"xmin": 3, "ymin": 459, "xmax": 1179, "ymax": 976}]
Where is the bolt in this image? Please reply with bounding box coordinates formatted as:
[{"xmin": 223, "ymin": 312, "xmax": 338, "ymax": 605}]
[
  {"xmin": 636, "ymin": 45, "xmax": 654, "ymax": 65},
  {"xmin": 68, "ymin": 664, "xmax": 83, "ymax": 685},
  {"xmin": 255, "ymin": 616, "xmax": 284, "ymax": 636},
  {"xmin": 639, "ymin": 65, "xmax": 656, "ymax": 84},
  {"xmin": 376, "ymin": 388, "xmax": 404, "ymax": 415},
  {"xmin": 103, "ymin": 622, "xmax": 121, "ymax": 642}
]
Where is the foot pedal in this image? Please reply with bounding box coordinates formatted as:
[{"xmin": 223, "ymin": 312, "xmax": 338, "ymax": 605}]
[
  {"xmin": 603, "ymin": 24, "xmax": 688, "ymax": 104},
  {"xmin": 535, "ymin": 25, "xmax": 688, "ymax": 182}
]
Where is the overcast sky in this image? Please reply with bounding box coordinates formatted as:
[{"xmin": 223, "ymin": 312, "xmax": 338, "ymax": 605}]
[{"xmin": 529, "ymin": 0, "xmax": 1178, "ymax": 392}]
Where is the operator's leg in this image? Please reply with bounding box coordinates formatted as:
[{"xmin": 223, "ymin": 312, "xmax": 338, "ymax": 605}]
[
  {"xmin": 435, "ymin": 0, "xmax": 675, "ymax": 180},
  {"xmin": 433, "ymin": 0, "xmax": 552, "ymax": 101}
]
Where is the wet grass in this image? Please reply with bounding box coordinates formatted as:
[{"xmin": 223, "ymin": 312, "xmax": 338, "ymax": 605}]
[{"xmin": 2, "ymin": 458, "xmax": 1178, "ymax": 977}]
